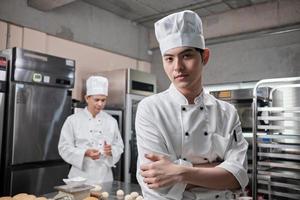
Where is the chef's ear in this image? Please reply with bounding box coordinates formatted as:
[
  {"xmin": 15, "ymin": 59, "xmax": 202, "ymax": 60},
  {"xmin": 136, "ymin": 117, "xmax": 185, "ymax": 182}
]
[
  {"xmin": 202, "ymin": 48, "xmax": 210, "ymax": 65},
  {"xmin": 84, "ymin": 95, "xmax": 89, "ymax": 103}
]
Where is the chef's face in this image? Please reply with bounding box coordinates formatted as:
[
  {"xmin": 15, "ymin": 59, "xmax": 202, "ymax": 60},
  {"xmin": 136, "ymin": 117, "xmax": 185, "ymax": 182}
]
[
  {"xmin": 162, "ymin": 47, "xmax": 209, "ymax": 91},
  {"xmin": 85, "ymin": 94, "xmax": 107, "ymax": 116}
]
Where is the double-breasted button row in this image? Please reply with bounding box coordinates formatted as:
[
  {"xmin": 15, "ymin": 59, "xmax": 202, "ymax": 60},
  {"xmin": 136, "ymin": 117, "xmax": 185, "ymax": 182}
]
[
  {"xmin": 89, "ymin": 118, "xmax": 100, "ymax": 122},
  {"xmin": 182, "ymin": 106, "xmax": 204, "ymax": 111},
  {"xmin": 89, "ymin": 130, "xmax": 102, "ymax": 133}
]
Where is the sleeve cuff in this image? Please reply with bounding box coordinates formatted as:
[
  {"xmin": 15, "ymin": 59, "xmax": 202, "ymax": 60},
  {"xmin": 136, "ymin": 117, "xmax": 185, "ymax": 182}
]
[
  {"xmin": 216, "ymin": 161, "xmax": 249, "ymax": 189},
  {"xmin": 103, "ymin": 156, "xmax": 115, "ymax": 167},
  {"xmin": 73, "ymin": 148, "xmax": 86, "ymax": 170}
]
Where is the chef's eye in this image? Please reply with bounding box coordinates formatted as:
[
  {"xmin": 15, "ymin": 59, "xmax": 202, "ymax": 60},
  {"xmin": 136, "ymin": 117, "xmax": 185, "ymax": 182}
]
[
  {"xmin": 182, "ymin": 53, "xmax": 193, "ymax": 59},
  {"xmin": 164, "ymin": 57, "xmax": 173, "ymax": 63}
]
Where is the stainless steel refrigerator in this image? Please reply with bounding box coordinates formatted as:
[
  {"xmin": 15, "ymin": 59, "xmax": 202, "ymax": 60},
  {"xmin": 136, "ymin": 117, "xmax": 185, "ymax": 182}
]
[{"xmin": 0, "ymin": 48, "xmax": 75, "ymax": 196}]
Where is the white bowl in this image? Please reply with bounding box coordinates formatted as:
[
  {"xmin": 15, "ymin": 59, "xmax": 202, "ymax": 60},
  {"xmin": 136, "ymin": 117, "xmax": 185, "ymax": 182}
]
[{"xmin": 63, "ymin": 177, "xmax": 87, "ymax": 187}]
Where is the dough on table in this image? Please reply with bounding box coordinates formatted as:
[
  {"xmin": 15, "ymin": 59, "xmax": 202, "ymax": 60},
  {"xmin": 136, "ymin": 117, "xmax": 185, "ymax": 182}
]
[
  {"xmin": 36, "ymin": 198, "xmax": 47, "ymax": 200},
  {"xmin": 116, "ymin": 189, "xmax": 124, "ymax": 196},
  {"xmin": 0, "ymin": 197, "xmax": 13, "ymax": 200},
  {"xmin": 13, "ymin": 193, "xmax": 28, "ymax": 200},
  {"xmin": 90, "ymin": 185, "xmax": 102, "ymax": 192},
  {"xmin": 130, "ymin": 192, "xmax": 139, "ymax": 198},
  {"xmin": 136, "ymin": 195, "xmax": 144, "ymax": 200},
  {"xmin": 101, "ymin": 192, "xmax": 109, "ymax": 199},
  {"xmin": 26, "ymin": 195, "xmax": 36, "ymax": 200},
  {"xmin": 83, "ymin": 197, "xmax": 98, "ymax": 200},
  {"xmin": 124, "ymin": 194, "xmax": 133, "ymax": 200}
]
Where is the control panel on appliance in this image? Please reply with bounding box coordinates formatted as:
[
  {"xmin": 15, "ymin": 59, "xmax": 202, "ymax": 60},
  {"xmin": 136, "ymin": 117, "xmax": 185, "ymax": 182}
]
[{"xmin": 0, "ymin": 56, "xmax": 7, "ymax": 92}]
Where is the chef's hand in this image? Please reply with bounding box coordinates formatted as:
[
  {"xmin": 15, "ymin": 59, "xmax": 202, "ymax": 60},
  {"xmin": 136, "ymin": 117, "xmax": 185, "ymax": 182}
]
[
  {"xmin": 85, "ymin": 149, "xmax": 100, "ymax": 160},
  {"xmin": 140, "ymin": 153, "xmax": 182, "ymax": 189},
  {"xmin": 103, "ymin": 141, "xmax": 112, "ymax": 157}
]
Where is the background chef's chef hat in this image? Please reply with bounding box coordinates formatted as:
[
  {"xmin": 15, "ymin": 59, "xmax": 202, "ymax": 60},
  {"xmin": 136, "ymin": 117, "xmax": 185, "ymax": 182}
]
[
  {"xmin": 154, "ymin": 10, "xmax": 205, "ymax": 54},
  {"xmin": 86, "ymin": 76, "xmax": 108, "ymax": 96}
]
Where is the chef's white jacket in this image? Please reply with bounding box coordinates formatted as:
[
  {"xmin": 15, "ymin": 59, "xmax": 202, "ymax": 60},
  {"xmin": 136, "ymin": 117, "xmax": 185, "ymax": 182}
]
[
  {"xmin": 136, "ymin": 84, "xmax": 248, "ymax": 200},
  {"xmin": 58, "ymin": 108, "xmax": 124, "ymax": 184}
]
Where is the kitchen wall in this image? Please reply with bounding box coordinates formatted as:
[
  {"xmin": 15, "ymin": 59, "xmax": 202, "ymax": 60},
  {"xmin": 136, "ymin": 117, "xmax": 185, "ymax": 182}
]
[
  {"xmin": 0, "ymin": 21, "xmax": 151, "ymax": 100},
  {"xmin": 152, "ymin": 28, "xmax": 300, "ymax": 92},
  {"xmin": 0, "ymin": 0, "xmax": 151, "ymax": 62},
  {"xmin": 151, "ymin": 0, "xmax": 300, "ymax": 92}
]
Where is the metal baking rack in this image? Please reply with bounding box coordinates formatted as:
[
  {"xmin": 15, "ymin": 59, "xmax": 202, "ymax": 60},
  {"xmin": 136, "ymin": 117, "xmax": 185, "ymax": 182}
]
[{"xmin": 252, "ymin": 77, "xmax": 300, "ymax": 200}]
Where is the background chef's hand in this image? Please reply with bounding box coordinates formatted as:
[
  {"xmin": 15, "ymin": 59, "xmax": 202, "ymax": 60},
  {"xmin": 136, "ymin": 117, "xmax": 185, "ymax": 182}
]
[
  {"xmin": 140, "ymin": 153, "xmax": 182, "ymax": 189},
  {"xmin": 85, "ymin": 148, "xmax": 100, "ymax": 160},
  {"xmin": 103, "ymin": 141, "xmax": 112, "ymax": 157}
]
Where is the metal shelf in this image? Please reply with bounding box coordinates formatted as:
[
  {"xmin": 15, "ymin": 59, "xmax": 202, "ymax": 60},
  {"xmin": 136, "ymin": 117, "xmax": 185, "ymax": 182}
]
[
  {"xmin": 257, "ymin": 160, "xmax": 300, "ymax": 170},
  {"xmin": 258, "ymin": 180, "xmax": 300, "ymax": 191},
  {"xmin": 257, "ymin": 125, "xmax": 300, "ymax": 131},
  {"xmin": 252, "ymin": 77, "xmax": 300, "ymax": 200},
  {"xmin": 257, "ymin": 142, "xmax": 300, "ymax": 150},
  {"xmin": 257, "ymin": 168, "xmax": 300, "ymax": 180},
  {"xmin": 257, "ymin": 152, "xmax": 300, "ymax": 160},
  {"xmin": 257, "ymin": 134, "xmax": 300, "ymax": 139},
  {"xmin": 257, "ymin": 107, "xmax": 300, "ymax": 113},
  {"xmin": 257, "ymin": 116, "xmax": 300, "ymax": 121},
  {"xmin": 258, "ymin": 189, "xmax": 300, "ymax": 200}
]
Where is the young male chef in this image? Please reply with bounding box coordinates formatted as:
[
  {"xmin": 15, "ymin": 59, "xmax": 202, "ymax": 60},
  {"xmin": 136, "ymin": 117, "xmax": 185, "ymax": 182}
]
[
  {"xmin": 58, "ymin": 76, "xmax": 124, "ymax": 184},
  {"xmin": 136, "ymin": 10, "xmax": 248, "ymax": 199}
]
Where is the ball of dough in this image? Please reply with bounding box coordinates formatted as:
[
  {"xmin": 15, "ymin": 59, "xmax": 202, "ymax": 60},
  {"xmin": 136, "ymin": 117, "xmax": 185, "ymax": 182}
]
[
  {"xmin": 136, "ymin": 195, "xmax": 144, "ymax": 200},
  {"xmin": 116, "ymin": 189, "xmax": 124, "ymax": 196},
  {"xmin": 101, "ymin": 192, "xmax": 109, "ymax": 199},
  {"xmin": 130, "ymin": 192, "xmax": 139, "ymax": 198},
  {"xmin": 36, "ymin": 197, "xmax": 48, "ymax": 200},
  {"xmin": 13, "ymin": 193, "xmax": 28, "ymax": 200},
  {"xmin": 124, "ymin": 194, "xmax": 133, "ymax": 200},
  {"xmin": 26, "ymin": 195, "xmax": 36, "ymax": 200},
  {"xmin": 83, "ymin": 197, "xmax": 98, "ymax": 200},
  {"xmin": 90, "ymin": 184, "xmax": 102, "ymax": 192},
  {"xmin": 0, "ymin": 197, "xmax": 13, "ymax": 200}
]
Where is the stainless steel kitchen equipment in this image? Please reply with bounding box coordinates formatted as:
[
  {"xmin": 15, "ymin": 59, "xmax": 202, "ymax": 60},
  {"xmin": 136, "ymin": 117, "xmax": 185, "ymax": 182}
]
[
  {"xmin": 210, "ymin": 88, "xmax": 269, "ymax": 131},
  {"xmin": 252, "ymin": 77, "xmax": 300, "ymax": 200},
  {"xmin": 0, "ymin": 48, "xmax": 75, "ymax": 196},
  {"xmin": 85, "ymin": 68, "xmax": 157, "ymax": 183},
  {"xmin": 0, "ymin": 55, "xmax": 8, "ymax": 192}
]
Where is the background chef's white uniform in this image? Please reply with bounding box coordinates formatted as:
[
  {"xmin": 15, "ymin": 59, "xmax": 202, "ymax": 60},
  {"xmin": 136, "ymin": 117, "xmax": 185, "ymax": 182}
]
[
  {"xmin": 136, "ymin": 84, "xmax": 248, "ymax": 200},
  {"xmin": 58, "ymin": 108, "xmax": 124, "ymax": 184}
]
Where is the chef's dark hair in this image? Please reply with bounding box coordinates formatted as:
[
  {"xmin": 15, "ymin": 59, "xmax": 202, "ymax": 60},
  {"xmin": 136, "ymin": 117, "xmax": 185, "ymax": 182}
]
[{"xmin": 195, "ymin": 48, "xmax": 205, "ymax": 63}]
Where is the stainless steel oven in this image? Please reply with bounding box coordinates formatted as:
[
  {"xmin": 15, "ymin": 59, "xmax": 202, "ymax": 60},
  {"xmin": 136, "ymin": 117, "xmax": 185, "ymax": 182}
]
[{"xmin": 210, "ymin": 88, "xmax": 269, "ymax": 132}]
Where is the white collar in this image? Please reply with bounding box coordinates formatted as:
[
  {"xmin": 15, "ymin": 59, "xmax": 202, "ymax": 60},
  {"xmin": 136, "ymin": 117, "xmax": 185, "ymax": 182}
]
[
  {"xmin": 168, "ymin": 84, "xmax": 215, "ymax": 106},
  {"xmin": 168, "ymin": 84, "xmax": 204, "ymax": 105},
  {"xmin": 84, "ymin": 107, "xmax": 102, "ymax": 119}
]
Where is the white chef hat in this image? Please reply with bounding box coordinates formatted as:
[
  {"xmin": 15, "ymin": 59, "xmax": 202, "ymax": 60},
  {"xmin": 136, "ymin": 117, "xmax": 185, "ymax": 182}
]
[
  {"xmin": 86, "ymin": 76, "xmax": 108, "ymax": 96},
  {"xmin": 154, "ymin": 10, "xmax": 205, "ymax": 54}
]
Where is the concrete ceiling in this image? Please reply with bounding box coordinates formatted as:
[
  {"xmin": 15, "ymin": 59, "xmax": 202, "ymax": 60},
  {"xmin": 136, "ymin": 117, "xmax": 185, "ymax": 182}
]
[
  {"xmin": 28, "ymin": 0, "xmax": 276, "ymax": 28},
  {"xmin": 81, "ymin": 0, "xmax": 275, "ymax": 28},
  {"xmin": 28, "ymin": 0, "xmax": 76, "ymax": 11}
]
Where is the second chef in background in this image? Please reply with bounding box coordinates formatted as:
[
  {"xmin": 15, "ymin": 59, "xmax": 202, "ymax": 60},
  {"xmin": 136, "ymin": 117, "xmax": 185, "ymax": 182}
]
[{"xmin": 58, "ymin": 76, "xmax": 124, "ymax": 184}]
